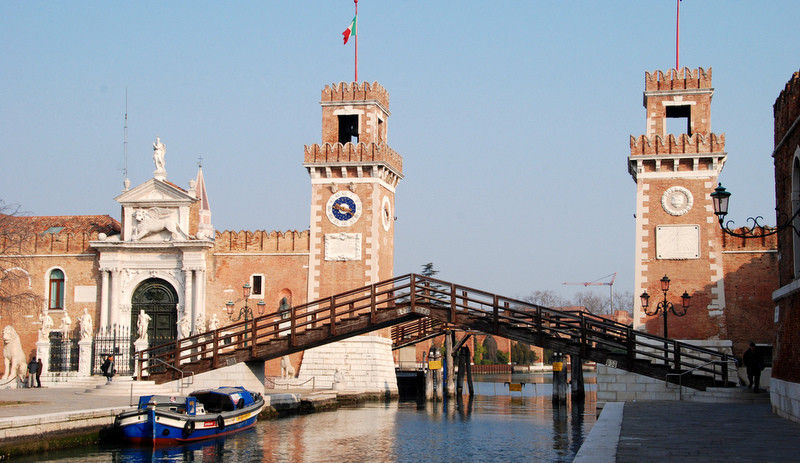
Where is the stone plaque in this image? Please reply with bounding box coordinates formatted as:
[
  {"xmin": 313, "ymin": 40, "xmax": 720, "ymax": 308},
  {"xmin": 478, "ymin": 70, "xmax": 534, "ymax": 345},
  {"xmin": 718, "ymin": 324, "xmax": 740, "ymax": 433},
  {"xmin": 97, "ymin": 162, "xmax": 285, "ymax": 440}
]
[
  {"xmin": 656, "ymin": 225, "xmax": 700, "ymax": 259},
  {"xmin": 324, "ymin": 233, "xmax": 362, "ymax": 261},
  {"xmin": 73, "ymin": 285, "xmax": 97, "ymax": 303}
]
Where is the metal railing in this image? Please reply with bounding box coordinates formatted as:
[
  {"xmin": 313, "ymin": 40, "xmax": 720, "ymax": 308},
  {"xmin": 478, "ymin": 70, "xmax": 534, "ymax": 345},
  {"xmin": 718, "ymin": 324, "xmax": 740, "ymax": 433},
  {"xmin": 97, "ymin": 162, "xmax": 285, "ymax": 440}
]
[
  {"xmin": 148, "ymin": 357, "xmax": 194, "ymax": 393},
  {"xmin": 665, "ymin": 358, "xmax": 737, "ymax": 400}
]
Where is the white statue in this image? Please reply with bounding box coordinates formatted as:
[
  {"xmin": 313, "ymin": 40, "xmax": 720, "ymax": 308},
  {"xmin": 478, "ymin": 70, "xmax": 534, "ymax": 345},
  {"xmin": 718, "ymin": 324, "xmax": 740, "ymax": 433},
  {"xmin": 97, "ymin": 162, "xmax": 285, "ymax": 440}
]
[
  {"xmin": 1, "ymin": 326, "xmax": 27, "ymax": 385},
  {"xmin": 179, "ymin": 315, "xmax": 192, "ymax": 339},
  {"xmin": 194, "ymin": 312, "xmax": 206, "ymax": 334},
  {"xmin": 59, "ymin": 311, "xmax": 72, "ymax": 334},
  {"xmin": 280, "ymin": 355, "xmax": 296, "ymax": 378},
  {"xmin": 208, "ymin": 313, "xmax": 220, "ymax": 332},
  {"xmin": 38, "ymin": 310, "xmax": 54, "ymax": 341},
  {"xmin": 136, "ymin": 310, "xmax": 151, "ymax": 342},
  {"xmin": 132, "ymin": 207, "xmax": 184, "ymax": 241},
  {"xmin": 79, "ymin": 308, "xmax": 93, "ymax": 341},
  {"xmin": 332, "ymin": 368, "xmax": 345, "ymax": 391},
  {"xmin": 153, "ymin": 136, "xmax": 166, "ymax": 172}
]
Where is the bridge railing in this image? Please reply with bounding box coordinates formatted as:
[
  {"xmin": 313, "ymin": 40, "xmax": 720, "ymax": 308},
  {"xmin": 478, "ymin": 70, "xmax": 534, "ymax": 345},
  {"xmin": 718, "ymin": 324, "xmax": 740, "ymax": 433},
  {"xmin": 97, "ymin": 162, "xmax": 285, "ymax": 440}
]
[
  {"xmin": 136, "ymin": 273, "xmax": 732, "ymax": 386},
  {"xmin": 407, "ymin": 274, "xmax": 731, "ymax": 385},
  {"xmin": 137, "ymin": 274, "xmax": 419, "ymax": 378}
]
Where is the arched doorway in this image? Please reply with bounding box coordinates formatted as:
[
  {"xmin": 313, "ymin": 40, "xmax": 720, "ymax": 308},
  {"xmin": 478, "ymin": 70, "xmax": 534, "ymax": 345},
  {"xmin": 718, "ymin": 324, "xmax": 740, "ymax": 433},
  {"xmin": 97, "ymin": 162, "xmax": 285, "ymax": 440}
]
[{"xmin": 131, "ymin": 278, "xmax": 178, "ymax": 344}]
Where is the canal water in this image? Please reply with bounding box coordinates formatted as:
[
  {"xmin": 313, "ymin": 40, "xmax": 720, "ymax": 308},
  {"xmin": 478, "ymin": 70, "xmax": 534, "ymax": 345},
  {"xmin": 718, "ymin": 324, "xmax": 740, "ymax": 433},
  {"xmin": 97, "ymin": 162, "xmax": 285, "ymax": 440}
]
[{"xmin": 26, "ymin": 373, "xmax": 596, "ymax": 463}]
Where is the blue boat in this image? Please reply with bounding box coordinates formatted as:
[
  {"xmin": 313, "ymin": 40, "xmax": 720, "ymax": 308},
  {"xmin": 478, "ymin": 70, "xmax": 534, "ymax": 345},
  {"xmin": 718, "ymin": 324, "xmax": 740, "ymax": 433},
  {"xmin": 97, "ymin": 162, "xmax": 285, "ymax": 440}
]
[{"xmin": 114, "ymin": 386, "xmax": 265, "ymax": 445}]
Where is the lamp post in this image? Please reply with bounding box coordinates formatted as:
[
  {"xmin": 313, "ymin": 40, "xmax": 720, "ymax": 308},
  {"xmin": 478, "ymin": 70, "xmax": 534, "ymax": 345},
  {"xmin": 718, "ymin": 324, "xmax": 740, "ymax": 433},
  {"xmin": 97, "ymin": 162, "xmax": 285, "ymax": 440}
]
[
  {"xmin": 640, "ymin": 275, "xmax": 691, "ymax": 368},
  {"xmin": 225, "ymin": 283, "xmax": 266, "ymax": 346},
  {"xmin": 711, "ymin": 183, "xmax": 800, "ymax": 238},
  {"xmin": 639, "ymin": 275, "xmax": 691, "ymax": 340}
]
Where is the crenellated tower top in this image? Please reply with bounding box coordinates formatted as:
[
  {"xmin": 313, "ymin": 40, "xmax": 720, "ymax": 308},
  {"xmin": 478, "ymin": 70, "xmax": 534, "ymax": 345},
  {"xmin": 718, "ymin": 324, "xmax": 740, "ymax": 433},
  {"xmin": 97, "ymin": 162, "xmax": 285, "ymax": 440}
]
[
  {"xmin": 318, "ymin": 81, "xmax": 392, "ymax": 147},
  {"xmin": 774, "ymin": 71, "xmax": 800, "ymax": 143},
  {"xmin": 629, "ymin": 67, "xmax": 726, "ymax": 181}
]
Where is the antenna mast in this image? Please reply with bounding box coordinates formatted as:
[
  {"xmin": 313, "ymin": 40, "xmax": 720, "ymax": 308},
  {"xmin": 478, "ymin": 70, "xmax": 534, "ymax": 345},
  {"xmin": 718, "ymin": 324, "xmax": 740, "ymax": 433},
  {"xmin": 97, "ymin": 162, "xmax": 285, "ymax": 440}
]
[{"xmin": 123, "ymin": 88, "xmax": 130, "ymax": 190}]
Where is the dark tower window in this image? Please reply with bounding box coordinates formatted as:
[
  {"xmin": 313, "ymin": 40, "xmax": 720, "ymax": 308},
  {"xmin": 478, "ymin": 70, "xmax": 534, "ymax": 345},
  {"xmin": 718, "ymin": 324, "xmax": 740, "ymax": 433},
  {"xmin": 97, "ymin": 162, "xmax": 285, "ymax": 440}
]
[
  {"xmin": 666, "ymin": 105, "xmax": 692, "ymax": 136},
  {"xmin": 338, "ymin": 115, "xmax": 359, "ymax": 144}
]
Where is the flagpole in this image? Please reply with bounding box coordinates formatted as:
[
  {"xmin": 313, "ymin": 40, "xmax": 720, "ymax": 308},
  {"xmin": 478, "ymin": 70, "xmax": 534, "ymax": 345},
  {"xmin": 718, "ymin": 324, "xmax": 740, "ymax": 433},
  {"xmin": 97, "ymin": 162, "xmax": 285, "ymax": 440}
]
[
  {"xmin": 354, "ymin": 0, "xmax": 358, "ymax": 82},
  {"xmin": 676, "ymin": 0, "xmax": 680, "ymax": 70}
]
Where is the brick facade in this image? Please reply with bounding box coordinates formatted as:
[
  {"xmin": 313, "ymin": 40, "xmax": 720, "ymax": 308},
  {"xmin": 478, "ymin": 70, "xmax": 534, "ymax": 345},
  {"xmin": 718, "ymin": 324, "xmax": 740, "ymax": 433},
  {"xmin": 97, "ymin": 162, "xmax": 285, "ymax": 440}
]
[
  {"xmin": 0, "ymin": 82, "xmax": 402, "ymax": 383},
  {"xmin": 771, "ymin": 70, "xmax": 800, "ymax": 385},
  {"xmin": 630, "ymin": 67, "xmax": 778, "ymax": 358}
]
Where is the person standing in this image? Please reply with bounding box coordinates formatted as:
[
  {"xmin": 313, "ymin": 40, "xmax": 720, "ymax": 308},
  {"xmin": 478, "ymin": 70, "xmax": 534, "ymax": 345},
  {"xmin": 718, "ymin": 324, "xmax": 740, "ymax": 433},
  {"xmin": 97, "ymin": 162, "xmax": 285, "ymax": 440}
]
[
  {"xmin": 26, "ymin": 357, "xmax": 38, "ymax": 388},
  {"xmin": 101, "ymin": 355, "xmax": 115, "ymax": 383},
  {"xmin": 35, "ymin": 358, "xmax": 43, "ymax": 388},
  {"xmin": 743, "ymin": 342, "xmax": 765, "ymax": 392}
]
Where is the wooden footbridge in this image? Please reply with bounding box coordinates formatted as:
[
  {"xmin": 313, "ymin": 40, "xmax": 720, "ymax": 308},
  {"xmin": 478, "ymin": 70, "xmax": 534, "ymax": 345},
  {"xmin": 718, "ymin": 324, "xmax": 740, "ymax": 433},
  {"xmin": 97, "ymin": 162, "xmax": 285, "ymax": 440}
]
[{"xmin": 138, "ymin": 274, "xmax": 735, "ymax": 390}]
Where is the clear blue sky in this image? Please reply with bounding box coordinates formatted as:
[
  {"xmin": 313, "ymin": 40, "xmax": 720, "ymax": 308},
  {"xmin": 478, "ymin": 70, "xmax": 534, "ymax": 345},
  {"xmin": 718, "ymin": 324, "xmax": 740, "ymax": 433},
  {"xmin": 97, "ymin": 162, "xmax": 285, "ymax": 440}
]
[{"xmin": 1, "ymin": 1, "xmax": 798, "ymax": 305}]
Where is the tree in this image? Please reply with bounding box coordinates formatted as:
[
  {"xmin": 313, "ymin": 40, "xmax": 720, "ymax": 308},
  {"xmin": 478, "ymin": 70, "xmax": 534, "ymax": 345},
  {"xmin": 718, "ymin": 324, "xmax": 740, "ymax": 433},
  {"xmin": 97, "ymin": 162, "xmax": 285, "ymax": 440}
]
[
  {"xmin": 0, "ymin": 201, "xmax": 39, "ymax": 313},
  {"xmin": 420, "ymin": 262, "xmax": 438, "ymax": 278},
  {"xmin": 511, "ymin": 341, "xmax": 539, "ymax": 365},
  {"xmin": 524, "ymin": 289, "xmax": 568, "ymax": 308}
]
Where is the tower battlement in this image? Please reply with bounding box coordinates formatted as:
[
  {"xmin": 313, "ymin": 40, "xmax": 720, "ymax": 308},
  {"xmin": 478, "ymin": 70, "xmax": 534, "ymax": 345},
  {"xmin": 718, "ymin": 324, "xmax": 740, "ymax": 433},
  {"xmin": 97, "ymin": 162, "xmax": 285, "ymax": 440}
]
[
  {"xmin": 321, "ymin": 81, "xmax": 389, "ymax": 110},
  {"xmin": 630, "ymin": 132, "xmax": 726, "ymax": 156},
  {"xmin": 774, "ymin": 70, "xmax": 800, "ymax": 140},
  {"xmin": 304, "ymin": 142, "xmax": 402, "ymax": 174},
  {"xmin": 645, "ymin": 67, "xmax": 712, "ymax": 92}
]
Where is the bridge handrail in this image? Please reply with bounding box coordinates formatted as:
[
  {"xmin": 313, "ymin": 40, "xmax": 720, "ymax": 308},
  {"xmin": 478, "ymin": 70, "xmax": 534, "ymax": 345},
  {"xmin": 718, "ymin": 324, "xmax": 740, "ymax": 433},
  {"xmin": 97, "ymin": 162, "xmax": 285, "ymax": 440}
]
[{"xmin": 137, "ymin": 273, "xmax": 731, "ymax": 386}]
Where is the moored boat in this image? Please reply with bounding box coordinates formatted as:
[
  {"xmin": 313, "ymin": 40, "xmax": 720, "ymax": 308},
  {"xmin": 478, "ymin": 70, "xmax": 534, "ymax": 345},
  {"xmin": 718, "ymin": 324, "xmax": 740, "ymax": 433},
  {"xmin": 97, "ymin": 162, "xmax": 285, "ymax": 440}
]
[{"xmin": 114, "ymin": 386, "xmax": 265, "ymax": 445}]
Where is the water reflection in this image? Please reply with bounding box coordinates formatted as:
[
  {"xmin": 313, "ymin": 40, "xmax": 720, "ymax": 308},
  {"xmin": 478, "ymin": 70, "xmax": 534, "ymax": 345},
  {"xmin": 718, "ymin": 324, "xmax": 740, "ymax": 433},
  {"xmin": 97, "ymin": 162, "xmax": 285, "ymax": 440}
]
[{"xmin": 30, "ymin": 373, "xmax": 595, "ymax": 463}]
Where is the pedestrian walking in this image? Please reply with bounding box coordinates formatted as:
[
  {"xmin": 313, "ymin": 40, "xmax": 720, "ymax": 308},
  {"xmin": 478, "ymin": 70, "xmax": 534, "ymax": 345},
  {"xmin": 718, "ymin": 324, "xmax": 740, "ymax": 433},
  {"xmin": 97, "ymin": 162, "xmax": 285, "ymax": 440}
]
[
  {"xmin": 743, "ymin": 342, "xmax": 765, "ymax": 392},
  {"xmin": 101, "ymin": 355, "xmax": 115, "ymax": 383},
  {"xmin": 35, "ymin": 358, "xmax": 42, "ymax": 388},
  {"xmin": 26, "ymin": 357, "xmax": 38, "ymax": 388}
]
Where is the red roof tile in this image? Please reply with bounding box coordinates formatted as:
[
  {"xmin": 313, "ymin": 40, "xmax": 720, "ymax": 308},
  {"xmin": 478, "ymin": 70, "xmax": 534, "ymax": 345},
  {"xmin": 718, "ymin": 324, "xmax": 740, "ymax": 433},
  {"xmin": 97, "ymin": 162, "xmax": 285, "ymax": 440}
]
[{"xmin": 0, "ymin": 214, "xmax": 120, "ymax": 235}]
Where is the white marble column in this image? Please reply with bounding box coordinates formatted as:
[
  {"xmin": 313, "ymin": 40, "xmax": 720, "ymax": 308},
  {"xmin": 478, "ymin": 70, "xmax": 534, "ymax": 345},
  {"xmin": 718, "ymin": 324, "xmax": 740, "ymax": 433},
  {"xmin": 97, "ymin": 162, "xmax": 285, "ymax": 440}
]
[
  {"xmin": 100, "ymin": 269, "xmax": 109, "ymax": 330},
  {"xmin": 109, "ymin": 268, "xmax": 121, "ymax": 329},
  {"xmin": 196, "ymin": 269, "xmax": 206, "ymax": 321},
  {"xmin": 183, "ymin": 268, "xmax": 194, "ymax": 331}
]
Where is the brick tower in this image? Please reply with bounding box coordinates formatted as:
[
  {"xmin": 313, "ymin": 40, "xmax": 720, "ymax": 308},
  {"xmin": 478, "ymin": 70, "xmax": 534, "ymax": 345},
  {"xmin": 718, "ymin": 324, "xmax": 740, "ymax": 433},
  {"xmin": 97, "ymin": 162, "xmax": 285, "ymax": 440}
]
[
  {"xmin": 299, "ymin": 82, "xmax": 403, "ymax": 392},
  {"xmin": 629, "ymin": 68, "xmax": 729, "ymax": 340},
  {"xmin": 304, "ymin": 82, "xmax": 402, "ymax": 301}
]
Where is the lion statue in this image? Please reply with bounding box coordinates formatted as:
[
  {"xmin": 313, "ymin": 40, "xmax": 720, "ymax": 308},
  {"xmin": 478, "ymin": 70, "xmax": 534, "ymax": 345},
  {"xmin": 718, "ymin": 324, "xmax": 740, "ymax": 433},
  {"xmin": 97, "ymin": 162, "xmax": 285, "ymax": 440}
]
[
  {"xmin": 280, "ymin": 355, "xmax": 296, "ymax": 378},
  {"xmin": 1, "ymin": 326, "xmax": 27, "ymax": 386},
  {"xmin": 132, "ymin": 207, "xmax": 185, "ymax": 241}
]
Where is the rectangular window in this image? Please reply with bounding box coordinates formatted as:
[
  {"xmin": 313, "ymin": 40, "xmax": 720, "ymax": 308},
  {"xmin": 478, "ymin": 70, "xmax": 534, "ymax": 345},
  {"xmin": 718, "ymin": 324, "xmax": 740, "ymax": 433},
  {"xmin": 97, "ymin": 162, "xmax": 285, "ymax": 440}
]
[
  {"xmin": 251, "ymin": 275, "xmax": 263, "ymax": 297},
  {"xmin": 338, "ymin": 114, "xmax": 359, "ymax": 144},
  {"xmin": 666, "ymin": 104, "xmax": 692, "ymax": 136},
  {"xmin": 49, "ymin": 280, "xmax": 64, "ymax": 310}
]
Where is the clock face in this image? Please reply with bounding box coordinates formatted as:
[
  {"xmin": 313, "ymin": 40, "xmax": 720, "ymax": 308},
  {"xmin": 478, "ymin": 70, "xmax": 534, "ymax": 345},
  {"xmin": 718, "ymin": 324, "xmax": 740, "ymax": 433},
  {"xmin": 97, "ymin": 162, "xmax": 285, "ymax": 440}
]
[
  {"xmin": 381, "ymin": 195, "xmax": 392, "ymax": 231},
  {"xmin": 326, "ymin": 191, "xmax": 362, "ymax": 227}
]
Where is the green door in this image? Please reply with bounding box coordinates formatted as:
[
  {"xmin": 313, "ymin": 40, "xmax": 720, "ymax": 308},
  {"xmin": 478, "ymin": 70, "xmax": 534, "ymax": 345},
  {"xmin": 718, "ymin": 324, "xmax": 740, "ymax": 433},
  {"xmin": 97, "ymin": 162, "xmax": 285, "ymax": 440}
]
[{"xmin": 131, "ymin": 278, "xmax": 178, "ymax": 345}]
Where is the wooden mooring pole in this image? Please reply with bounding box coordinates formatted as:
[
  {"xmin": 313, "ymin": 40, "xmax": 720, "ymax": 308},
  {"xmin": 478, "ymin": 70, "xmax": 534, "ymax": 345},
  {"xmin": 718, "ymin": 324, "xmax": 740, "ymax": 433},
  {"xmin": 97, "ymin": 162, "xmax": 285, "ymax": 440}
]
[
  {"xmin": 444, "ymin": 331, "xmax": 455, "ymax": 397},
  {"xmin": 570, "ymin": 353, "xmax": 585, "ymax": 400},
  {"xmin": 552, "ymin": 353, "xmax": 567, "ymax": 405}
]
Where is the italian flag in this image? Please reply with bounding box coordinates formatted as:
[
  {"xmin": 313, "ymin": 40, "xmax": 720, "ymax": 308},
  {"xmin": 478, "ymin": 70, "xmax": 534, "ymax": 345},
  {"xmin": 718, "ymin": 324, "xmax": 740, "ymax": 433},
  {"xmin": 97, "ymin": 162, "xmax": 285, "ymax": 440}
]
[{"xmin": 342, "ymin": 15, "xmax": 357, "ymax": 44}]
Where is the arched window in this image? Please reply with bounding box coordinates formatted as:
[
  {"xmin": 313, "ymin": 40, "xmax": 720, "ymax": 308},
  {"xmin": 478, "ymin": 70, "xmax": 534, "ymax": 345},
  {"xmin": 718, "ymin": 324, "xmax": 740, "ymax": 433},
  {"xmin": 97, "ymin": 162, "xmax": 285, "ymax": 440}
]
[
  {"xmin": 48, "ymin": 269, "xmax": 65, "ymax": 310},
  {"xmin": 792, "ymin": 153, "xmax": 800, "ymax": 279}
]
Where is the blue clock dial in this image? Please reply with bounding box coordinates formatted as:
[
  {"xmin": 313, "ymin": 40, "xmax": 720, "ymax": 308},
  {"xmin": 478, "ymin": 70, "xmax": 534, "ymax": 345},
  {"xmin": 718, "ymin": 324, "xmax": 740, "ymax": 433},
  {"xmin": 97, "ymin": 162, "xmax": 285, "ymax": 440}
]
[{"xmin": 331, "ymin": 197, "xmax": 357, "ymax": 220}]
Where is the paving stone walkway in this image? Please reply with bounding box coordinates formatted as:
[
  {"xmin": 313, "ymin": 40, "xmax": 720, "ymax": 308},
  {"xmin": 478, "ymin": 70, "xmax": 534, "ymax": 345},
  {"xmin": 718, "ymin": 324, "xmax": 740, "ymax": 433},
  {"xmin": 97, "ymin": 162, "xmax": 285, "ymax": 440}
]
[{"xmin": 617, "ymin": 400, "xmax": 800, "ymax": 462}]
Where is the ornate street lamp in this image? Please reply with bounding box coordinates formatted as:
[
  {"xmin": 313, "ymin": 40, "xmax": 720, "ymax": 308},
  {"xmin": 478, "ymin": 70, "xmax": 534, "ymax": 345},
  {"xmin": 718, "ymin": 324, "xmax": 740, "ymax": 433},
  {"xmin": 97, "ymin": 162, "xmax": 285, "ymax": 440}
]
[
  {"xmin": 225, "ymin": 283, "xmax": 266, "ymax": 345},
  {"xmin": 710, "ymin": 183, "xmax": 800, "ymax": 238},
  {"xmin": 639, "ymin": 275, "xmax": 691, "ymax": 340}
]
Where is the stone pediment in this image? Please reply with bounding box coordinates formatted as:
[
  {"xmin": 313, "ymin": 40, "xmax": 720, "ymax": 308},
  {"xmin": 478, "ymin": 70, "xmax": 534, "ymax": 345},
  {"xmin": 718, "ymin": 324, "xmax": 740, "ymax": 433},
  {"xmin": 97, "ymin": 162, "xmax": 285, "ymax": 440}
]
[{"xmin": 115, "ymin": 178, "xmax": 196, "ymax": 207}]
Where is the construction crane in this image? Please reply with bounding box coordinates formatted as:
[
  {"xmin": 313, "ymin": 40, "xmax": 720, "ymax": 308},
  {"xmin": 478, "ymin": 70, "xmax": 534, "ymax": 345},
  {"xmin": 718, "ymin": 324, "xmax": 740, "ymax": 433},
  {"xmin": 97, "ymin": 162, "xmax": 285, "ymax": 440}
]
[{"xmin": 563, "ymin": 272, "xmax": 617, "ymax": 313}]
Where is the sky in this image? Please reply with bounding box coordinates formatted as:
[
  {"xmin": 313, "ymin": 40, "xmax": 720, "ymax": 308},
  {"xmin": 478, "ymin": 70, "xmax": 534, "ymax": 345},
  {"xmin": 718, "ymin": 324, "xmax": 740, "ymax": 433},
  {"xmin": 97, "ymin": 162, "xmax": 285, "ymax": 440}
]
[{"xmin": 1, "ymin": 1, "xmax": 798, "ymax": 306}]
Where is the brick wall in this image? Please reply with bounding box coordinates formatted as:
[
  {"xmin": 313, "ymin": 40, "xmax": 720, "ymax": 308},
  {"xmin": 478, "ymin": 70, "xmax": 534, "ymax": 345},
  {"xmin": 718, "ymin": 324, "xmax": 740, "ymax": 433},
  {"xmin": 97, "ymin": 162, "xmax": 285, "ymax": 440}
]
[{"xmin": 772, "ymin": 70, "xmax": 800, "ymax": 383}]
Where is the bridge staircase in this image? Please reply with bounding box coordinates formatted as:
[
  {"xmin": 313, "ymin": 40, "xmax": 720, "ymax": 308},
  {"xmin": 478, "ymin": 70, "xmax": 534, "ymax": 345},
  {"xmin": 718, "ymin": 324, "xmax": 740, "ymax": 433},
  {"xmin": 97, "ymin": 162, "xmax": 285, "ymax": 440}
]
[{"xmin": 138, "ymin": 274, "xmax": 736, "ymax": 391}]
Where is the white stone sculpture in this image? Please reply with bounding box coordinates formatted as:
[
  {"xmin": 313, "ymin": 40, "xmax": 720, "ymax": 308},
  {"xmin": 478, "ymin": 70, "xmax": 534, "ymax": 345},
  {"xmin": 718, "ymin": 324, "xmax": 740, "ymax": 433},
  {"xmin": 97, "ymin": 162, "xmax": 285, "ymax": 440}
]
[
  {"xmin": 332, "ymin": 368, "xmax": 345, "ymax": 391},
  {"xmin": 38, "ymin": 310, "xmax": 54, "ymax": 341},
  {"xmin": 280, "ymin": 355, "xmax": 296, "ymax": 378},
  {"xmin": 208, "ymin": 313, "xmax": 220, "ymax": 332},
  {"xmin": 136, "ymin": 310, "xmax": 151, "ymax": 343},
  {"xmin": 132, "ymin": 207, "xmax": 184, "ymax": 241},
  {"xmin": 79, "ymin": 308, "xmax": 93, "ymax": 341},
  {"xmin": 1, "ymin": 326, "xmax": 27, "ymax": 385},
  {"xmin": 59, "ymin": 311, "xmax": 72, "ymax": 333},
  {"xmin": 194, "ymin": 312, "xmax": 206, "ymax": 334},
  {"xmin": 179, "ymin": 315, "xmax": 192, "ymax": 339},
  {"xmin": 153, "ymin": 136, "xmax": 166, "ymax": 175}
]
